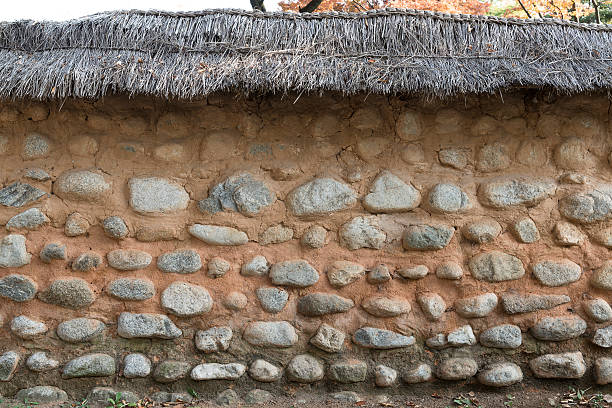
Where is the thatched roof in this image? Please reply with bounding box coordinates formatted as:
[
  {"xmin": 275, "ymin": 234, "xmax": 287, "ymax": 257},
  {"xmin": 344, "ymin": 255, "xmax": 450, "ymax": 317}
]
[{"xmin": 0, "ymin": 8, "xmax": 611, "ymax": 100}]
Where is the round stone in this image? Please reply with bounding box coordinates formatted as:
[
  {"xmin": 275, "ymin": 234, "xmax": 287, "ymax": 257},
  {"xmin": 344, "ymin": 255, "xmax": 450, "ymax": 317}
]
[
  {"xmin": 583, "ymin": 298, "xmax": 612, "ymax": 323},
  {"xmin": 403, "ymin": 363, "xmax": 433, "ymax": 383},
  {"xmin": 417, "ymin": 292, "xmax": 446, "ymax": 321},
  {"xmin": 469, "ymin": 251, "xmax": 525, "ymax": 282},
  {"xmin": 478, "ymin": 363, "xmax": 523, "ymax": 387},
  {"xmin": 65, "ymin": 212, "xmax": 89, "ymax": 236},
  {"xmin": 54, "ymin": 170, "xmax": 111, "ymax": 203},
  {"xmin": 72, "ymin": 252, "xmax": 102, "ymax": 272},
  {"xmin": 269, "ymin": 260, "xmax": 319, "ymax": 287},
  {"xmin": 102, "ymin": 216, "xmax": 128, "ymax": 239},
  {"xmin": 26, "ymin": 352, "xmax": 59, "ymax": 372},
  {"xmin": 591, "ymin": 261, "xmax": 612, "ymax": 290},
  {"xmin": 207, "ymin": 257, "xmax": 231, "ymax": 278},
  {"xmin": 362, "ymin": 296, "xmax": 411, "ymax": 317},
  {"xmin": 454, "ymin": 293, "xmax": 498, "ymax": 318},
  {"xmin": 461, "ymin": 218, "xmax": 502, "ymax": 244},
  {"xmin": 287, "ymin": 178, "xmax": 357, "ymax": 216},
  {"xmin": 363, "ymin": 170, "xmax": 421, "ymax": 213},
  {"xmin": 128, "ymin": 177, "xmax": 190, "ymax": 214},
  {"xmin": 402, "ymin": 224, "xmax": 454, "ymax": 251},
  {"xmin": 153, "ymin": 360, "xmax": 191, "ymax": 383},
  {"xmin": 161, "ymin": 282, "xmax": 213, "ymax": 317},
  {"xmin": 107, "ymin": 249, "xmax": 152, "ymax": 271},
  {"xmin": 286, "ymin": 354, "xmax": 324, "ymax": 383},
  {"xmin": 375, "ymin": 365, "xmax": 397, "ymax": 387},
  {"xmin": 57, "ymin": 318, "xmax": 105, "ymax": 343},
  {"xmin": 10, "ymin": 316, "xmax": 48, "ymax": 339},
  {"xmin": 339, "ymin": 216, "xmax": 386, "ymax": 250},
  {"xmin": 297, "ymin": 293, "xmax": 354, "ymax": 316},
  {"xmin": 532, "ymin": 259, "xmax": 581, "ymax": 287},
  {"xmin": 301, "ymin": 225, "xmax": 327, "ymax": 248},
  {"xmin": 328, "ymin": 359, "xmax": 367, "ymax": 383},
  {"xmin": 529, "ymin": 352, "xmax": 586, "ymax": 379},
  {"xmin": 436, "ymin": 262, "xmax": 463, "ymax": 280},
  {"xmin": 512, "ymin": 217, "xmax": 540, "ymax": 243},
  {"xmin": 223, "ymin": 291, "xmax": 247, "ymax": 311},
  {"xmin": 249, "ymin": 359, "xmax": 281, "ymax": 382},
  {"xmin": 476, "ymin": 142, "xmax": 510, "ymax": 172},
  {"xmin": 62, "ymin": 353, "xmax": 115, "ymax": 379},
  {"xmin": 40, "ymin": 243, "xmax": 67, "ymax": 263},
  {"xmin": 255, "ymin": 287, "xmax": 288, "ymax": 313},
  {"xmin": 479, "ymin": 324, "xmax": 522, "ymax": 349},
  {"xmin": 397, "ymin": 265, "xmax": 429, "ymax": 279},
  {"xmin": 107, "ymin": 278, "xmax": 155, "ymax": 301},
  {"xmin": 427, "ymin": 183, "xmax": 471, "ymax": 213},
  {"xmin": 437, "ymin": 358, "xmax": 478, "ymax": 380},
  {"xmin": 157, "ymin": 249, "xmax": 202, "ymax": 274},
  {"xmin": 38, "ymin": 278, "xmax": 95, "ymax": 309},
  {"xmin": 531, "ymin": 316, "xmax": 587, "ymax": 341},
  {"xmin": 243, "ymin": 321, "xmax": 298, "ymax": 348},
  {"xmin": 123, "ymin": 353, "xmax": 151, "ymax": 378},
  {"xmin": 241, "ymin": 255, "xmax": 269, "ymax": 276}
]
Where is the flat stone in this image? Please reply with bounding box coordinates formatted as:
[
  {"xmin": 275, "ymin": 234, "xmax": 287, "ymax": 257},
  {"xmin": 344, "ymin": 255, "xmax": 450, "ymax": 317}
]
[
  {"xmin": 108, "ymin": 278, "xmax": 155, "ymax": 300},
  {"xmin": 0, "ymin": 274, "xmax": 36, "ymax": 301},
  {"xmin": 469, "ymin": 251, "xmax": 525, "ymax": 282},
  {"xmin": 595, "ymin": 358, "xmax": 612, "ymax": 384},
  {"xmin": 207, "ymin": 257, "xmax": 231, "ymax": 278},
  {"xmin": 26, "ymin": 352, "xmax": 59, "ymax": 372},
  {"xmin": 367, "ymin": 264, "xmax": 391, "ymax": 283},
  {"xmin": 310, "ymin": 323, "xmax": 345, "ymax": 353},
  {"xmin": 54, "ymin": 170, "xmax": 111, "ymax": 203},
  {"xmin": 161, "ymin": 281, "xmax": 213, "ymax": 317},
  {"xmin": 40, "ymin": 243, "xmax": 66, "ymax": 263},
  {"xmin": 245, "ymin": 389, "xmax": 272, "ymax": 404},
  {"xmin": 584, "ymin": 298, "xmax": 612, "ymax": 323},
  {"xmin": 478, "ymin": 176, "xmax": 556, "ymax": 208},
  {"xmin": 501, "ymin": 292, "xmax": 571, "ymax": 314},
  {"xmin": 249, "ymin": 359, "xmax": 281, "ymax": 382},
  {"xmin": 62, "ymin": 353, "xmax": 115, "ymax": 378},
  {"xmin": 513, "ymin": 218, "xmax": 540, "ymax": 243},
  {"xmin": 256, "ymin": 287, "xmax": 288, "ymax": 313},
  {"xmin": 559, "ymin": 187, "xmax": 612, "ymax": 224},
  {"xmin": 102, "ymin": 216, "xmax": 128, "ymax": 239},
  {"xmin": 531, "ymin": 316, "xmax": 587, "ymax": 341},
  {"xmin": 0, "ymin": 234, "xmax": 31, "ymax": 268},
  {"xmin": 157, "ymin": 249, "xmax": 201, "ymax": 274},
  {"xmin": 195, "ymin": 326, "xmax": 233, "ymax": 353},
  {"xmin": 301, "ymin": 225, "xmax": 327, "ymax": 248},
  {"xmin": 223, "ymin": 291, "xmax": 247, "ymax": 311},
  {"xmin": 259, "ymin": 224, "xmax": 293, "ymax": 245},
  {"xmin": 297, "ymin": 293, "xmax": 354, "ymax": 316},
  {"xmin": 269, "ymin": 260, "xmax": 319, "ymax": 287},
  {"xmin": 107, "ymin": 249, "xmax": 152, "ymax": 271},
  {"xmin": 436, "ymin": 262, "xmax": 463, "ymax": 280},
  {"xmin": 362, "ymin": 296, "xmax": 411, "ymax": 317},
  {"xmin": 461, "ymin": 218, "xmax": 501, "ymax": 244},
  {"xmin": 215, "ymin": 389, "xmax": 240, "ymax": 406},
  {"xmin": 327, "ymin": 260, "xmax": 365, "ymax": 287},
  {"xmin": 189, "ymin": 224, "xmax": 248, "ymax": 246},
  {"xmin": 123, "ymin": 353, "xmax": 151, "ymax": 378},
  {"xmin": 191, "ymin": 363, "xmax": 246, "ymax": 380},
  {"xmin": 128, "ymin": 177, "xmax": 189, "ymax": 214},
  {"xmin": 286, "ymin": 354, "xmax": 324, "ymax": 383},
  {"xmin": 532, "ymin": 259, "xmax": 581, "ymax": 287},
  {"xmin": 476, "ymin": 142, "xmax": 510, "ymax": 172},
  {"xmin": 426, "ymin": 333, "xmax": 448, "ymax": 349},
  {"xmin": 480, "ymin": 324, "xmax": 522, "ymax": 349},
  {"xmin": 57, "ymin": 318, "xmax": 105, "ymax": 343},
  {"xmin": 198, "ymin": 173, "xmax": 275, "ymax": 217},
  {"xmin": 23, "ymin": 167, "xmax": 51, "ymax": 181},
  {"xmin": 447, "ymin": 325, "xmax": 477, "ymax": 346},
  {"xmin": 427, "ymin": 183, "xmax": 471, "ymax": 213},
  {"xmin": 0, "ymin": 182, "xmax": 46, "ymax": 207},
  {"xmin": 398, "ymin": 264, "xmax": 429, "ymax": 279},
  {"xmin": 375, "ymin": 365, "xmax": 397, "ymax": 387},
  {"xmin": 353, "ymin": 327, "xmax": 415, "ymax": 349},
  {"xmin": 439, "ymin": 147, "xmax": 469, "ymax": 169},
  {"xmin": 6, "ymin": 208, "xmax": 49, "ymax": 230},
  {"xmin": 417, "ymin": 292, "xmax": 446, "ymax": 321},
  {"xmin": 553, "ymin": 221, "xmax": 586, "ymax": 246},
  {"xmin": 593, "ymin": 325, "xmax": 612, "ymax": 348},
  {"xmin": 22, "ymin": 133, "xmax": 51, "ymax": 159},
  {"xmin": 478, "ymin": 363, "xmax": 523, "ymax": 387},
  {"xmin": 402, "ymin": 224, "xmax": 454, "ymax": 250},
  {"xmin": 11, "ymin": 316, "xmax": 47, "ymax": 339},
  {"xmin": 529, "ymin": 352, "xmax": 586, "ymax": 378},
  {"xmin": 403, "ymin": 363, "xmax": 433, "ymax": 383},
  {"xmin": 363, "ymin": 170, "xmax": 421, "ymax": 213},
  {"xmin": 87, "ymin": 388, "xmax": 138, "ymax": 405},
  {"xmin": 243, "ymin": 321, "xmax": 298, "ymax": 347},
  {"xmin": 287, "ymin": 178, "xmax": 357, "ymax": 216},
  {"xmin": 153, "ymin": 360, "xmax": 191, "ymax": 383},
  {"xmin": 15, "ymin": 386, "xmax": 68, "ymax": 403},
  {"xmin": 437, "ymin": 358, "xmax": 478, "ymax": 380},
  {"xmin": 38, "ymin": 278, "xmax": 94, "ymax": 309},
  {"xmin": 117, "ymin": 312, "xmax": 182, "ymax": 339},
  {"xmin": 0, "ymin": 351, "xmax": 19, "ymax": 381},
  {"xmin": 591, "ymin": 261, "xmax": 612, "ymax": 290},
  {"xmin": 455, "ymin": 293, "xmax": 498, "ymax": 317},
  {"xmin": 72, "ymin": 251, "xmax": 102, "ymax": 272},
  {"xmin": 555, "ymin": 137, "xmax": 593, "ymax": 170},
  {"xmin": 328, "ymin": 359, "xmax": 367, "ymax": 383},
  {"xmin": 241, "ymin": 255, "xmax": 269, "ymax": 276},
  {"xmin": 64, "ymin": 212, "xmax": 89, "ymax": 236},
  {"xmin": 339, "ymin": 216, "xmax": 386, "ymax": 250}
]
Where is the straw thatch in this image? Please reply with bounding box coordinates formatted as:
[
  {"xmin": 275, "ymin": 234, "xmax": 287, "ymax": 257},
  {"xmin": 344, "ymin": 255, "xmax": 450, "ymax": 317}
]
[{"xmin": 0, "ymin": 8, "xmax": 611, "ymax": 100}]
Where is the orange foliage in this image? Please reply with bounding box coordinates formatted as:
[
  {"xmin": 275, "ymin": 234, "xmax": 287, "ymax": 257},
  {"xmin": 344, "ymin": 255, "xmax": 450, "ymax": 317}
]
[{"xmin": 504, "ymin": 0, "xmax": 594, "ymax": 20}]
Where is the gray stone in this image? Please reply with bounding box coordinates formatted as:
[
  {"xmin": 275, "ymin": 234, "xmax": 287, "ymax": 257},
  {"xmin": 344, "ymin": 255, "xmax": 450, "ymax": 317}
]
[
  {"xmin": 286, "ymin": 354, "xmax": 324, "ymax": 383},
  {"xmin": 439, "ymin": 147, "xmax": 469, "ymax": 169},
  {"xmin": 0, "ymin": 234, "xmax": 31, "ymax": 268},
  {"xmin": 198, "ymin": 173, "xmax": 275, "ymax": 217},
  {"xmin": 57, "ymin": 318, "xmax": 105, "ymax": 343},
  {"xmin": 11, "ymin": 315, "xmax": 47, "ymax": 339},
  {"xmin": 328, "ymin": 359, "xmax": 367, "ymax": 383},
  {"xmin": 476, "ymin": 142, "xmax": 510, "ymax": 172},
  {"xmin": 532, "ymin": 259, "xmax": 581, "ymax": 287},
  {"xmin": 437, "ymin": 358, "xmax": 478, "ymax": 380},
  {"xmin": 591, "ymin": 261, "xmax": 612, "ymax": 290},
  {"xmin": 54, "ymin": 170, "xmax": 111, "ymax": 203},
  {"xmin": 478, "ymin": 363, "xmax": 523, "ymax": 387},
  {"xmin": 117, "ymin": 312, "xmax": 182, "ymax": 339},
  {"xmin": 223, "ymin": 291, "xmax": 247, "ymax": 311},
  {"xmin": 215, "ymin": 389, "xmax": 240, "ymax": 406},
  {"xmin": 128, "ymin": 177, "xmax": 189, "ymax": 214},
  {"xmin": 6, "ymin": 208, "xmax": 49, "ymax": 230},
  {"xmin": 301, "ymin": 225, "xmax": 327, "ymax": 248},
  {"xmin": 353, "ymin": 327, "xmax": 415, "ymax": 349},
  {"xmin": 0, "ymin": 274, "xmax": 36, "ymax": 301},
  {"xmin": 375, "ymin": 365, "xmax": 397, "ymax": 387},
  {"xmin": 402, "ymin": 224, "xmax": 454, "ymax": 250},
  {"xmin": 513, "ymin": 218, "xmax": 540, "ymax": 243},
  {"xmin": 339, "ymin": 216, "xmax": 386, "ymax": 250},
  {"xmin": 241, "ymin": 255, "xmax": 269, "ymax": 276},
  {"xmin": 555, "ymin": 137, "xmax": 593, "ymax": 170},
  {"xmin": 310, "ymin": 323, "xmax": 345, "ymax": 353},
  {"xmin": 297, "ymin": 293, "xmax": 354, "ymax": 316},
  {"xmin": 331, "ymin": 391, "xmax": 363, "ymax": 403},
  {"xmin": 123, "ymin": 353, "xmax": 151, "ymax": 378},
  {"xmin": 87, "ymin": 388, "xmax": 139, "ymax": 405},
  {"xmin": 362, "ymin": 296, "xmax": 411, "ymax": 317},
  {"xmin": 553, "ymin": 221, "xmax": 586, "ymax": 246},
  {"xmin": 15, "ymin": 386, "xmax": 68, "ymax": 403},
  {"xmin": 150, "ymin": 392, "xmax": 192, "ymax": 403},
  {"xmin": 594, "ymin": 226, "xmax": 612, "ymax": 248},
  {"xmin": 249, "ymin": 359, "xmax": 281, "ymax": 382},
  {"xmin": 107, "ymin": 249, "xmax": 152, "ymax": 271},
  {"xmin": 40, "ymin": 243, "xmax": 66, "ymax": 263},
  {"xmin": 195, "ymin": 326, "xmax": 233, "ymax": 353},
  {"xmin": 531, "ymin": 316, "xmax": 587, "ymax": 341},
  {"xmin": 425, "ymin": 333, "xmax": 448, "ymax": 349},
  {"xmin": 584, "ymin": 298, "xmax": 612, "ymax": 323},
  {"xmin": 72, "ymin": 251, "xmax": 102, "ymax": 272},
  {"xmin": 593, "ymin": 325, "xmax": 612, "ymax": 347},
  {"xmin": 398, "ymin": 264, "xmax": 429, "ymax": 279},
  {"xmin": 22, "ymin": 133, "xmax": 51, "ymax": 159},
  {"xmin": 287, "ymin": 178, "xmax": 357, "ymax": 216},
  {"xmin": 559, "ymin": 187, "xmax": 612, "ymax": 224},
  {"xmin": 469, "ymin": 251, "xmax": 525, "ymax": 282},
  {"xmin": 191, "ymin": 363, "xmax": 246, "ymax": 380},
  {"xmin": 327, "ymin": 260, "xmax": 365, "ymax": 287},
  {"xmin": 24, "ymin": 168, "xmax": 50, "ymax": 181},
  {"xmin": 189, "ymin": 224, "xmax": 249, "ymax": 246},
  {"xmin": 207, "ymin": 257, "xmax": 231, "ymax": 278},
  {"xmin": 102, "ymin": 216, "xmax": 128, "ymax": 239},
  {"xmin": 0, "ymin": 351, "xmax": 19, "ymax": 381},
  {"xmin": 269, "ymin": 260, "xmax": 319, "ymax": 287},
  {"xmin": 417, "ymin": 292, "xmax": 446, "ymax": 321},
  {"xmin": 427, "ymin": 183, "xmax": 471, "ymax": 213},
  {"xmin": 363, "ymin": 170, "xmax": 421, "ymax": 213},
  {"xmin": 447, "ymin": 325, "xmax": 477, "ymax": 346},
  {"xmin": 0, "ymin": 182, "xmax": 46, "ymax": 207},
  {"xmin": 480, "ymin": 324, "xmax": 522, "ymax": 349},
  {"xmin": 245, "ymin": 389, "xmax": 272, "ymax": 404},
  {"xmin": 62, "ymin": 353, "xmax": 115, "ymax": 378},
  {"xmin": 478, "ymin": 176, "xmax": 556, "ymax": 208},
  {"xmin": 243, "ymin": 321, "xmax": 298, "ymax": 348},
  {"xmin": 455, "ymin": 293, "xmax": 498, "ymax": 318},
  {"xmin": 157, "ymin": 249, "xmax": 201, "ymax": 274},
  {"xmin": 259, "ymin": 224, "xmax": 293, "ymax": 245},
  {"xmin": 403, "ymin": 363, "xmax": 433, "ymax": 383},
  {"xmin": 161, "ymin": 281, "xmax": 213, "ymax": 317},
  {"xmin": 595, "ymin": 357, "xmax": 612, "ymax": 384},
  {"xmin": 435, "ymin": 262, "xmax": 463, "ymax": 280},
  {"xmin": 108, "ymin": 278, "xmax": 155, "ymax": 301},
  {"xmin": 64, "ymin": 212, "xmax": 89, "ymax": 236},
  {"xmin": 461, "ymin": 218, "xmax": 501, "ymax": 244},
  {"xmin": 501, "ymin": 292, "xmax": 571, "ymax": 314},
  {"xmin": 529, "ymin": 352, "xmax": 586, "ymax": 378},
  {"xmin": 38, "ymin": 278, "xmax": 94, "ymax": 309},
  {"xmin": 256, "ymin": 287, "xmax": 288, "ymax": 313},
  {"xmin": 153, "ymin": 360, "xmax": 191, "ymax": 383},
  {"xmin": 26, "ymin": 352, "xmax": 59, "ymax": 372},
  {"xmin": 367, "ymin": 264, "xmax": 391, "ymax": 283}
]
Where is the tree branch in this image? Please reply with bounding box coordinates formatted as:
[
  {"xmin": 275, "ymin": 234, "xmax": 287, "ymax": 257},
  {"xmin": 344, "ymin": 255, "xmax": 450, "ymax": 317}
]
[
  {"xmin": 593, "ymin": 0, "xmax": 601, "ymax": 23},
  {"xmin": 300, "ymin": 0, "xmax": 324, "ymax": 12},
  {"xmin": 250, "ymin": 0, "xmax": 266, "ymax": 12},
  {"xmin": 517, "ymin": 0, "xmax": 532, "ymax": 18}
]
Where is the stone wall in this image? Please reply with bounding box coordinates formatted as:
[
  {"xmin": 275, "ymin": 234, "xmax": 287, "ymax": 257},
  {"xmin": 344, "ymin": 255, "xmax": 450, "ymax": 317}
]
[{"xmin": 0, "ymin": 92, "xmax": 611, "ymax": 404}]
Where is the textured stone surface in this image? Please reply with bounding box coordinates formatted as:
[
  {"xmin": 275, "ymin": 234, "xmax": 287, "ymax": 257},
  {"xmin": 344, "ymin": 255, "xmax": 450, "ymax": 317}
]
[
  {"xmin": 529, "ymin": 352, "xmax": 586, "ymax": 378},
  {"xmin": 87, "ymin": 388, "xmax": 138, "ymax": 405},
  {"xmin": 375, "ymin": 365, "xmax": 397, "ymax": 387},
  {"xmin": 128, "ymin": 177, "xmax": 189, "ymax": 214},
  {"xmin": 478, "ymin": 363, "xmax": 523, "ymax": 387},
  {"xmin": 157, "ymin": 249, "xmax": 201, "ymax": 274},
  {"xmin": 286, "ymin": 354, "xmax": 324, "ymax": 383},
  {"xmin": 532, "ymin": 259, "xmax": 581, "ymax": 287},
  {"xmin": 417, "ymin": 293, "xmax": 446, "ymax": 321},
  {"xmin": 117, "ymin": 312, "xmax": 182, "ymax": 339},
  {"xmin": 398, "ymin": 265, "xmax": 429, "ymax": 279},
  {"xmin": 150, "ymin": 392, "xmax": 192, "ymax": 404},
  {"xmin": 22, "ymin": 133, "xmax": 51, "ymax": 159},
  {"xmin": 38, "ymin": 278, "xmax": 94, "ymax": 309},
  {"xmin": 11, "ymin": 315, "xmax": 47, "ymax": 339},
  {"xmin": 40, "ymin": 243, "xmax": 66, "ymax": 263},
  {"xmin": 531, "ymin": 316, "xmax": 587, "ymax": 341},
  {"xmin": 72, "ymin": 251, "xmax": 102, "ymax": 272},
  {"xmin": 476, "ymin": 142, "xmax": 510, "ymax": 172},
  {"xmin": 559, "ymin": 187, "xmax": 612, "ymax": 223},
  {"xmin": 595, "ymin": 358, "xmax": 612, "ymax": 385},
  {"xmin": 297, "ymin": 293, "xmax": 354, "ymax": 316},
  {"xmin": 353, "ymin": 327, "xmax": 415, "ymax": 349},
  {"xmin": 427, "ymin": 183, "xmax": 471, "ymax": 213},
  {"xmin": 435, "ymin": 262, "xmax": 463, "ymax": 280},
  {"xmin": 198, "ymin": 173, "xmax": 275, "ymax": 216},
  {"xmin": 300, "ymin": 225, "xmax": 327, "ymax": 248},
  {"xmin": 207, "ymin": 257, "xmax": 231, "ymax": 278},
  {"xmin": 455, "ymin": 293, "xmax": 498, "ymax": 318},
  {"xmin": 363, "ymin": 170, "xmax": 421, "ymax": 213},
  {"xmin": 513, "ymin": 217, "xmax": 540, "ymax": 243},
  {"xmin": 249, "ymin": 359, "xmax": 281, "ymax": 382},
  {"xmin": 339, "ymin": 216, "xmax": 386, "ymax": 250},
  {"xmin": 102, "ymin": 216, "xmax": 128, "ymax": 239},
  {"xmin": 191, "ymin": 363, "xmax": 246, "ymax": 380},
  {"xmin": 591, "ymin": 261, "xmax": 612, "ymax": 290},
  {"xmin": 64, "ymin": 212, "xmax": 89, "ymax": 236},
  {"xmin": 107, "ymin": 249, "xmax": 152, "ymax": 271},
  {"xmin": 553, "ymin": 221, "xmax": 586, "ymax": 246},
  {"xmin": 54, "ymin": 170, "xmax": 110, "ymax": 203},
  {"xmin": 310, "ymin": 324, "xmax": 345, "ymax": 353},
  {"xmin": 108, "ymin": 278, "xmax": 155, "ymax": 300},
  {"xmin": 259, "ymin": 224, "xmax": 293, "ymax": 245},
  {"xmin": 241, "ymin": 255, "xmax": 269, "ymax": 276},
  {"xmin": 26, "ymin": 352, "xmax": 59, "ymax": 372},
  {"xmin": 501, "ymin": 292, "xmax": 571, "ymax": 314},
  {"xmin": 195, "ymin": 327, "xmax": 233, "ymax": 353},
  {"xmin": 0, "ymin": 351, "xmax": 19, "ymax": 381},
  {"xmin": 223, "ymin": 291, "xmax": 247, "ymax": 310},
  {"xmin": 593, "ymin": 325, "xmax": 612, "ymax": 348},
  {"xmin": 57, "ymin": 318, "xmax": 105, "ymax": 343},
  {"xmin": 328, "ymin": 359, "xmax": 367, "ymax": 383},
  {"xmin": 447, "ymin": 325, "xmax": 477, "ymax": 346},
  {"xmin": 0, "ymin": 182, "xmax": 46, "ymax": 207},
  {"xmin": 478, "ymin": 176, "xmax": 556, "ymax": 208},
  {"xmin": 469, "ymin": 251, "xmax": 525, "ymax": 282},
  {"xmin": 437, "ymin": 358, "xmax": 478, "ymax": 380},
  {"xmin": 15, "ymin": 386, "xmax": 68, "ymax": 403},
  {"xmin": 402, "ymin": 224, "xmax": 454, "ymax": 250},
  {"xmin": 123, "ymin": 353, "xmax": 151, "ymax": 378},
  {"xmin": 62, "ymin": 353, "xmax": 115, "ymax": 378},
  {"xmin": 0, "ymin": 234, "xmax": 31, "ymax": 268},
  {"xmin": 243, "ymin": 321, "xmax": 298, "ymax": 347},
  {"xmin": 269, "ymin": 260, "xmax": 319, "ymax": 287},
  {"xmin": 153, "ymin": 360, "xmax": 191, "ymax": 383},
  {"xmin": 6, "ymin": 208, "xmax": 49, "ymax": 230},
  {"xmin": 215, "ymin": 389, "xmax": 240, "ymax": 405},
  {"xmin": 256, "ymin": 287, "xmax": 288, "ymax": 313},
  {"xmin": 439, "ymin": 147, "xmax": 469, "ymax": 169},
  {"xmin": 327, "ymin": 260, "xmax": 365, "ymax": 287},
  {"xmin": 367, "ymin": 264, "xmax": 391, "ymax": 283},
  {"xmin": 0, "ymin": 274, "xmax": 36, "ymax": 301},
  {"xmin": 584, "ymin": 298, "xmax": 612, "ymax": 323},
  {"xmin": 189, "ymin": 224, "xmax": 248, "ymax": 245},
  {"xmin": 461, "ymin": 218, "xmax": 501, "ymax": 244},
  {"xmin": 362, "ymin": 296, "xmax": 411, "ymax": 317},
  {"xmin": 403, "ymin": 364, "xmax": 433, "ymax": 383},
  {"xmin": 480, "ymin": 324, "xmax": 522, "ymax": 349},
  {"xmin": 287, "ymin": 178, "xmax": 356, "ymax": 216},
  {"xmin": 161, "ymin": 281, "xmax": 213, "ymax": 317}
]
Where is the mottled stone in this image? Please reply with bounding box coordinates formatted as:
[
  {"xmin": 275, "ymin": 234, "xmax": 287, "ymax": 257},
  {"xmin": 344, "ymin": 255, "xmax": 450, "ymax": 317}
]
[
  {"xmin": 396, "ymin": 109, "xmax": 423, "ymax": 140},
  {"xmin": 362, "ymin": 296, "xmax": 411, "ymax": 317},
  {"xmin": 150, "ymin": 392, "xmax": 192, "ymax": 404},
  {"xmin": 339, "ymin": 216, "xmax": 386, "ymax": 250},
  {"xmin": 501, "ymin": 292, "xmax": 571, "ymax": 314},
  {"xmin": 241, "ymin": 255, "xmax": 269, "ymax": 277},
  {"xmin": 38, "ymin": 278, "xmax": 94, "ymax": 309},
  {"xmin": 595, "ymin": 358, "xmax": 612, "ymax": 384},
  {"xmin": 107, "ymin": 249, "xmax": 152, "ymax": 271},
  {"xmin": 555, "ymin": 138, "xmax": 593, "ymax": 170},
  {"xmin": 301, "ymin": 225, "xmax": 327, "ymax": 248},
  {"xmin": 11, "ymin": 316, "xmax": 48, "ymax": 339},
  {"xmin": 328, "ymin": 359, "xmax": 367, "ymax": 383},
  {"xmin": 461, "ymin": 218, "xmax": 501, "ymax": 244},
  {"xmin": 259, "ymin": 224, "xmax": 293, "ymax": 245},
  {"xmin": 123, "ymin": 353, "xmax": 151, "ymax": 378},
  {"xmin": 529, "ymin": 352, "xmax": 586, "ymax": 379},
  {"xmin": 584, "ymin": 298, "xmax": 612, "ymax": 323},
  {"xmin": 531, "ymin": 316, "xmax": 587, "ymax": 341},
  {"xmin": 54, "ymin": 170, "xmax": 110, "ymax": 203},
  {"xmin": 249, "ymin": 359, "xmax": 281, "ymax": 382},
  {"xmin": 286, "ymin": 354, "xmax": 324, "ymax": 383},
  {"xmin": 478, "ymin": 176, "xmax": 556, "ymax": 208},
  {"xmin": 436, "ymin": 262, "xmax": 463, "ymax": 280},
  {"xmin": 553, "ymin": 221, "xmax": 586, "ymax": 246},
  {"xmin": 15, "ymin": 386, "xmax": 68, "ymax": 403},
  {"xmin": 128, "ymin": 177, "xmax": 189, "ymax": 214},
  {"xmin": 427, "ymin": 183, "xmax": 471, "ymax": 213},
  {"xmin": 363, "ymin": 171, "xmax": 421, "ymax": 213},
  {"xmin": 478, "ymin": 363, "xmax": 523, "ymax": 387},
  {"xmin": 559, "ymin": 187, "xmax": 612, "ymax": 224},
  {"xmin": 513, "ymin": 217, "xmax": 540, "ymax": 243},
  {"xmin": 191, "ymin": 363, "xmax": 246, "ymax": 380},
  {"xmin": 593, "ymin": 325, "xmax": 612, "ymax": 348},
  {"xmin": 256, "ymin": 287, "xmax": 288, "ymax": 313},
  {"xmin": 108, "ymin": 278, "xmax": 155, "ymax": 301},
  {"xmin": 0, "ymin": 234, "xmax": 31, "ymax": 268},
  {"xmin": 117, "ymin": 312, "xmax": 182, "ymax": 339},
  {"xmin": 297, "ymin": 293, "xmax": 354, "ymax": 316},
  {"xmin": 327, "ymin": 260, "xmax": 365, "ymax": 287},
  {"xmin": 22, "ymin": 133, "xmax": 51, "ymax": 159},
  {"xmin": 102, "ymin": 216, "xmax": 128, "ymax": 239},
  {"xmin": 215, "ymin": 389, "xmax": 240, "ymax": 406},
  {"xmin": 426, "ymin": 333, "xmax": 448, "ymax": 349},
  {"xmin": 417, "ymin": 293, "xmax": 446, "ymax": 321},
  {"xmin": 24, "ymin": 168, "xmax": 50, "ymax": 181},
  {"xmin": 0, "ymin": 351, "xmax": 19, "ymax": 381},
  {"xmin": 72, "ymin": 252, "xmax": 102, "ymax": 272},
  {"xmin": 375, "ymin": 365, "xmax": 397, "ymax": 387},
  {"xmin": 198, "ymin": 173, "xmax": 275, "ymax": 217},
  {"xmin": 437, "ymin": 358, "xmax": 478, "ymax": 380},
  {"xmin": 353, "ymin": 327, "xmax": 415, "ymax": 349},
  {"xmin": 64, "ymin": 212, "xmax": 89, "ymax": 236},
  {"xmin": 207, "ymin": 257, "xmax": 231, "ymax": 278},
  {"xmin": 62, "ymin": 353, "xmax": 115, "ymax": 379},
  {"xmin": 57, "ymin": 318, "xmax": 105, "ymax": 343},
  {"xmin": 153, "ymin": 360, "xmax": 191, "ymax": 383},
  {"xmin": 398, "ymin": 264, "xmax": 429, "ymax": 279},
  {"xmin": 480, "ymin": 324, "xmax": 522, "ymax": 349},
  {"xmin": 6, "ymin": 208, "xmax": 49, "ymax": 231},
  {"xmin": 438, "ymin": 147, "xmax": 469, "ymax": 170},
  {"xmin": 594, "ymin": 226, "xmax": 612, "ymax": 248},
  {"xmin": 310, "ymin": 324, "xmax": 345, "ymax": 353},
  {"xmin": 403, "ymin": 364, "xmax": 433, "ymax": 383},
  {"xmin": 287, "ymin": 178, "xmax": 357, "ymax": 216},
  {"xmin": 532, "ymin": 259, "xmax": 581, "ymax": 287},
  {"xmin": 469, "ymin": 251, "xmax": 525, "ymax": 282},
  {"xmin": 161, "ymin": 282, "xmax": 213, "ymax": 317},
  {"xmin": 189, "ymin": 224, "xmax": 248, "ymax": 246},
  {"xmin": 26, "ymin": 352, "xmax": 59, "ymax": 372},
  {"xmin": 40, "ymin": 243, "xmax": 66, "ymax": 263},
  {"xmin": 224, "ymin": 291, "xmax": 247, "ymax": 311},
  {"xmin": 367, "ymin": 264, "xmax": 391, "ymax": 283},
  {"xmin": 0, "ymin": 182, "xmax": 46, "ymax": 207},
  {"xmin": 195, "ymin": 327, "xmax": 233, "ymax": 353},
  {"xmin": 87, "ymin": 388, "xmax": 138, "ymax": 405},
  {"xmin": 157, "ymin": 249, "xmax": 201, "ymax": 274},
  {"xmin": 455, "ymin": 293, "xmax": 498, "ymax": 318},
  {"xmin": 591, "ymin": 261, "xmax": 612, "ymax": 290},
  {"xmin": 0, "ymin": 274, "xmax": 36, "ymax": 301},
  {"xmin": 243, "ymin": 321, "xmax": 298, "ymax": 348},
  {"xmin": 447, "ymin": 325, "xmax": 477, "ymax": 346},
  {"xmin": 402, "ymin": 224, "xmax": 454, "ymax": 251},
  {"xmin": 269, "ymin": 260, "xmax": 319, "ymax": 287}
]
